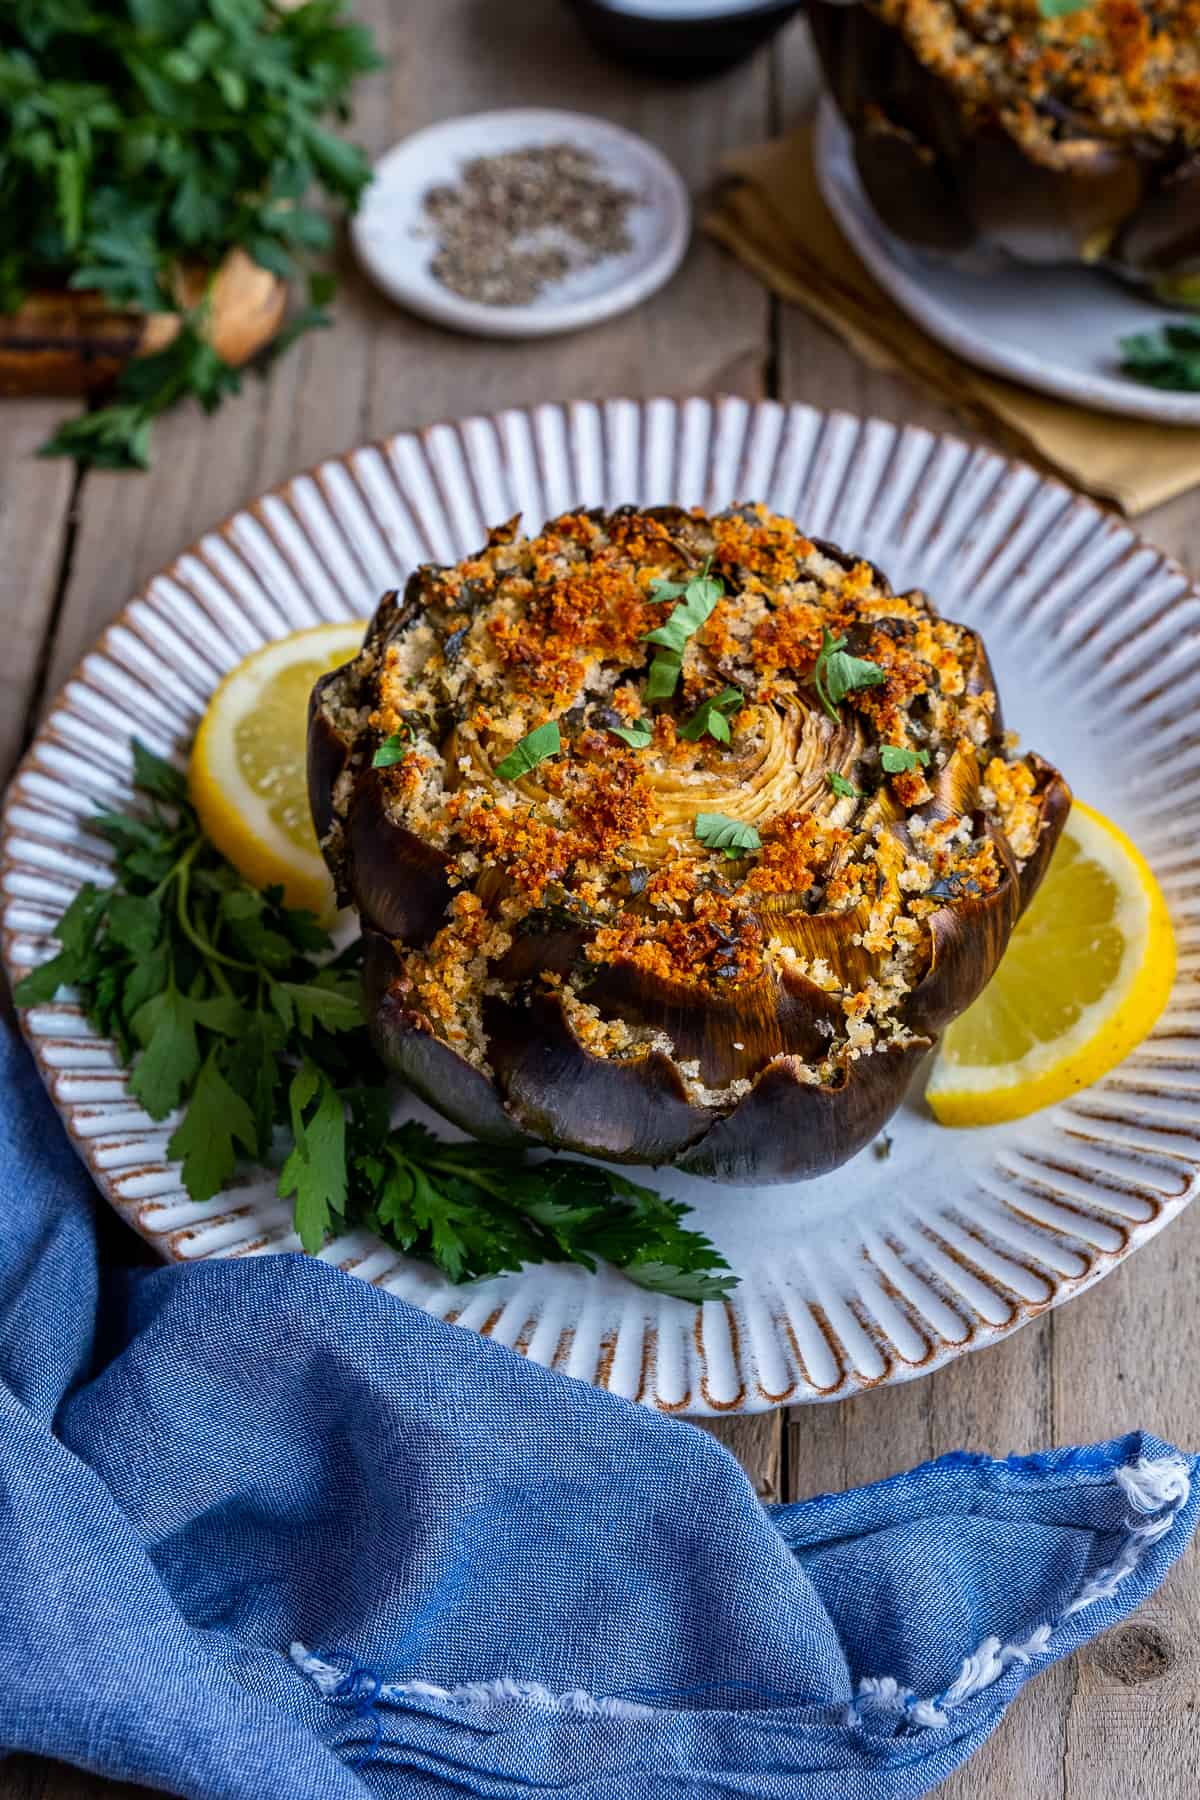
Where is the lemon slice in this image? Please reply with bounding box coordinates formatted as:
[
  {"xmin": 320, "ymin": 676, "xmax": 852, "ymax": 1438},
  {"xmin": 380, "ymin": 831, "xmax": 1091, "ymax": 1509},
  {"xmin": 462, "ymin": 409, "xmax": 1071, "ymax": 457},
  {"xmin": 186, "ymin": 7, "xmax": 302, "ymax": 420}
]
[
  {"xmin": 927, "ymin": 801, "xmax": 1175, "ymax": 1126},
  {"xmin": 189, "ymin": 620, "xmax": 366, "ymax": 914}
]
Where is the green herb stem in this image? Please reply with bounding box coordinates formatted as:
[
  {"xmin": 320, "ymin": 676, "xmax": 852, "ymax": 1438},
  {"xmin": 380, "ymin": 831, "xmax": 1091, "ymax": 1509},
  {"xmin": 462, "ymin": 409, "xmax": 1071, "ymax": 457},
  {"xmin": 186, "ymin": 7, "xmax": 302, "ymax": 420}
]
[{"xmin": 15, "ymin": 737, "xmax": 732, "ymax": 1303}]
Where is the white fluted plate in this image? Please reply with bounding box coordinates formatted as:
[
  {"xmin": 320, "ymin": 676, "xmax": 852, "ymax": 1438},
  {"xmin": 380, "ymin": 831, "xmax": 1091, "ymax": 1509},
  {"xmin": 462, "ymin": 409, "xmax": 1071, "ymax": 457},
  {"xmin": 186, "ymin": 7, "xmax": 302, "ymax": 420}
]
[{"xmin": 3, "ymin": 397, "xmax": 1198, "ymax": 1415}]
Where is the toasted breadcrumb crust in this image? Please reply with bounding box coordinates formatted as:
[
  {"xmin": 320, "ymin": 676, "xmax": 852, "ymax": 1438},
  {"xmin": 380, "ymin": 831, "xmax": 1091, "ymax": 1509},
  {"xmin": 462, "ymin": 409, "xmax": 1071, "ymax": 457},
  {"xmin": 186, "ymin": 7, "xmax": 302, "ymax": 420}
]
[
  {"xmin": 327, "ymin": 504, "xmax": 1056, "ymax": 1090},
  {"xmin": 878, "ymin": 0, "xmax": 1200, "ymax": 150}
]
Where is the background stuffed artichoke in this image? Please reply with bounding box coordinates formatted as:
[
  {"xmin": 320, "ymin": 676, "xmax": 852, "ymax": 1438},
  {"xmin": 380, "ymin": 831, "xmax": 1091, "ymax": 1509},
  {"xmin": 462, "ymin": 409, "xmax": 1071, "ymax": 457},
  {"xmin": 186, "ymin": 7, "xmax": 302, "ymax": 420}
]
[
  {"xmin": 309, "ymin": 504, "xmax": 1069, "ymax": 1184},
  {"xmin": 808, "ymin": 0, "xmax": 1200, "ymax": 305}
]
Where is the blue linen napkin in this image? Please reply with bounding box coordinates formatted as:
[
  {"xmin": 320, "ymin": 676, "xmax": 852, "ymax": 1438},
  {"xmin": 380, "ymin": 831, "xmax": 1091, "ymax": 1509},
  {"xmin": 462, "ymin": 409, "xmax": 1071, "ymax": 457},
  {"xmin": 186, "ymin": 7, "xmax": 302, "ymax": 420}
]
[{"xmin": 0, "ymin": 1017, "xmax": 1195, "ymax": 1800}]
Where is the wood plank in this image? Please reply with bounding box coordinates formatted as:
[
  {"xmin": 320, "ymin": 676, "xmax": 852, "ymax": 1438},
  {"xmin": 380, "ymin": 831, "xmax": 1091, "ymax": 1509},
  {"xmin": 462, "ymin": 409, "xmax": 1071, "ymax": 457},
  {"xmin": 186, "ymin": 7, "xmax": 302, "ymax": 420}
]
[
  {"xmin": 0, "ymin": 402, "xmax": 75, "ymax": 785},
  {"xmin": 0, "ymin": 1762, "xmax": 145, "ymax": 1800},
  {"xmin": 1053, "ymin": 1202, "xmax": 1200, "ymax": 1799},
  {"xmin": 699, "ymin": 1410, "xmax": 784, "ymax": 1505}
]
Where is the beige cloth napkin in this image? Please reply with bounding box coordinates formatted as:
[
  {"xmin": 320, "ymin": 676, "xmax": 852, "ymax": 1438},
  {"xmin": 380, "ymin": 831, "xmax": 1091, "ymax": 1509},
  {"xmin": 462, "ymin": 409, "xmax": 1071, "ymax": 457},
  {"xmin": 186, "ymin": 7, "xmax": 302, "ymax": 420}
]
[{"xmin": 706, "ymin": 127, "xmax": 1200, "ymax": 517}]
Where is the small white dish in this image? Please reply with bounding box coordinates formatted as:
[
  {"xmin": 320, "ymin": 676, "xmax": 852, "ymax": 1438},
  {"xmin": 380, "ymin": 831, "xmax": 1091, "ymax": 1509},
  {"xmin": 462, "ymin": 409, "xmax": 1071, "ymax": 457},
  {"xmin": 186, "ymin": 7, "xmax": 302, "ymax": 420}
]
[
  {"xmin": 351, "ymin": 108, "xmax": 691, "ymax": 340},
  {"xmin": 814, "ymin": 99, "xmax": 1200, "ymax": 427}
]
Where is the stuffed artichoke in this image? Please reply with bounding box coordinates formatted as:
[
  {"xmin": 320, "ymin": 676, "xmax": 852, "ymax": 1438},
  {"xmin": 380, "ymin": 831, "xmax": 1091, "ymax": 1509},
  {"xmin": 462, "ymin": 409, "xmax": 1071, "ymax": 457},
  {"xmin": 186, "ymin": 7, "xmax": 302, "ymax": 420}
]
[
  {"xmin": 309, "ymin": 504, "xmax": 1069, "ymax": 1184},
  {"xmin": 809, "ymin": 0, "xmax": 1200, "ymax": 304}
]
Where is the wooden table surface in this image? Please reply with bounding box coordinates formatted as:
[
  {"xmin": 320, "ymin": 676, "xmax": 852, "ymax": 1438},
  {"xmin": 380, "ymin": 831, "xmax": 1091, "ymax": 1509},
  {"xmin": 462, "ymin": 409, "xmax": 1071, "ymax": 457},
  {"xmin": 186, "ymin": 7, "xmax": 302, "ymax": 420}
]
[{"xmin": 2, "ymin": 4, "xmax": 1197, "ymax": 1795}]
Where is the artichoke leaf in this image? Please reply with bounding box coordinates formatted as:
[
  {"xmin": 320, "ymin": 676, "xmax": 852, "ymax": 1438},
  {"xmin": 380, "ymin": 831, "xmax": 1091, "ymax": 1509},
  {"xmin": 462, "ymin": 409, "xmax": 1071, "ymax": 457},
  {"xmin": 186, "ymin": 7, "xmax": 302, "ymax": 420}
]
[
  {"xmin": 345, "ymin": 767, "xmax": 453, "ymax": 946},
  {"xmin": 678, "ymin": 1039, "xmax": 933, "ymax": 1184},
  {"xmin": 484, "ymin": 990, "xmax": 717, "ymax": 1165},
  {"xmin": 363, "ymin": 930, "xmax": 532, "ymax": 1147}
]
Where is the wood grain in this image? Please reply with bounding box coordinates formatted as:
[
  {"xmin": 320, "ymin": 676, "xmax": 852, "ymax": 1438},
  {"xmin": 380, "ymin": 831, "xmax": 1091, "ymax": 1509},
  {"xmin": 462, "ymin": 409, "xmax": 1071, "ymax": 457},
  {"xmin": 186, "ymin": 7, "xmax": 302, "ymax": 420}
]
[
  {"xmin": 0, "ymin": 2, "xmax": 1196, "ymax": 1795},
  {"xmin": 0, "ymin": 402, "xmax": 75, "ymax": 786}
]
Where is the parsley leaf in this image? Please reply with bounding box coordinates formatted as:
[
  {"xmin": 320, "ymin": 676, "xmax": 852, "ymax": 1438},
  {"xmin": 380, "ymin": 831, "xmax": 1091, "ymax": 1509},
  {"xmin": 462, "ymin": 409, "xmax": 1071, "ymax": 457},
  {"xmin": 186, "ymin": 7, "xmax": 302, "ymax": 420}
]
[
  {"xmin": 646, "ymin": 575, "xmax": 690, "ymax": 603},
  {"xmin": 812, "ymin": 628, "xmax": 886, "ymax": 721},
  {"xmin": 494, "ymin": 721, "xmax": 561, "ymax": 781},
  {"xmin": 131, "ymin": 739, "xmax": 190, "ymax": 807},
  {"xmin": 694, "ymin": 812, "xmax": 762, "ymax": 859},
  {"xmin": 880, "ymin": 744, "xmax": 931, "ymax": 774},
  {"xmin": 642, "ymin": 569, "xmax": 724, "ymax": 656},
  {"xmin": 827, "ymin": 771, "xmax": 863, "ymax": 800},
  {"xmin": 1119, "ymin": 322, "xmax": 1200, "ymax": 393},
  {"xmin": 168, "ymin": 1050, "xmax": 258, "ymax": 1204},
  {"xmin": 279, "ymin": 1061, "xmax": 348, "ymax": 1253},
  {"xmin": 15, "ymin": 736, "xmax": 734, "ymax": 1305},
  {"xmin": 644, "ymin": 650, "xmax": 684, "ymax": 703},
  {"xmin": 608, "ymin": 718, "xmax": 654, "ymax": 750},
  {"xmin": 12, "ymin": 884, "xmax": 110, "ymax": 1006},
  {"xmin": 1037, "ymin": 0, "xmax": 1091, "ymax": 15},
  {"xmin": 128, "ymin": 984, "xmax": 203, "ymax": 1118},
  {"xmin": 679, "ymin": 686, "xmax": 743, "ymax": 745},
  {"xmin": 642, "ymin": 561, "xmax": 724, "ymax": 702},
  {"xmin": 372, "ymin": 731, "xmax": 410, "ymax": 768}
]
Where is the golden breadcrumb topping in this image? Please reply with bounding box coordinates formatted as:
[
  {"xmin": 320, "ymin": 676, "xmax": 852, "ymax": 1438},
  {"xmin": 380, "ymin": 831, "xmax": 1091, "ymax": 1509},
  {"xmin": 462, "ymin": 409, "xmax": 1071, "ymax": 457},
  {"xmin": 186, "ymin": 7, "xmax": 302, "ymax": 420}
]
[
  {"xmin": 879, "ymin": 0, "xmax": 1200, "ymax": 150},
  {"xmin": 336, "ymin": 504, "xmax": 1051, "ymax": 1084}
]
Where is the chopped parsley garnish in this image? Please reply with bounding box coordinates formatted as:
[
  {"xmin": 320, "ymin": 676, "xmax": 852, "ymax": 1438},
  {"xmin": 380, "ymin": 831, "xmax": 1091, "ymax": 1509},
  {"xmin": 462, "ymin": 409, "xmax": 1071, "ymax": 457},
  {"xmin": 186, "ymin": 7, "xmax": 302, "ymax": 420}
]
[
  {"xmin": 642, "ymin": 560, "xmax": 724, "ymax": 702},
  {"xmin": 812, "ymin": 628, "xmax": 886, "ymax": 721},
  {"xmin": 694, "ymin": 812, "xmax": 762, "ymax": 859},
  {"xmin": 13, "ymin": 739, "xmax": 733, "ymax": 1303},
  {"xmin": 1119, "ymin": 322, "xmax": 1200, "ymax": 393},
  {"xmin": 679, "ymin": 686, "xmax": 744, "ymax": 745},
  {"xmin": 495, "ymin": 721, "xmax": 561, "ymax": 780},
  {"xmin": 646, "ymin": 575, "xmax": 690, "ymax": 603},
  {"xmin": 372, "ymin": 730, "xmax": 410, "ymax": 768},
  {"xmin": 827, "ymin": 771, "xmax": 863, "ymax": 800},
  {"xmin": 608, "ymin": 718, "xmax": 654, "ymax": 750},
  {"xmin": 1037, "ymin": 0, "xmax": 1091, "ymax": 16},
  {"xmin": 645, "ymin": 652, "xmax": 685, "ymax": 703},
  {"xmin": 880, "ymin": 744, "xmax": 930, "ymax": 774}
]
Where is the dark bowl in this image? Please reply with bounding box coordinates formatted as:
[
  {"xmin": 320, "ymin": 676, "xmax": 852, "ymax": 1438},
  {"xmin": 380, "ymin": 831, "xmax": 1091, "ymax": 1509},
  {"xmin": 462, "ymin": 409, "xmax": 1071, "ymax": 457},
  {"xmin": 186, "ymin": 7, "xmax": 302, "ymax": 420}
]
[{"xmin": 564, "ymin": 0, "xmax": 803, "ymax": 77}]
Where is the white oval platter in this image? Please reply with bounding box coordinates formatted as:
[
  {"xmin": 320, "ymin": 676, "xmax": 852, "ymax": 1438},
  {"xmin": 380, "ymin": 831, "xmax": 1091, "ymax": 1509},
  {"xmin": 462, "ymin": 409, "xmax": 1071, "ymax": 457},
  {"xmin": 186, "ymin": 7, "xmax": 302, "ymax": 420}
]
[
  {"xmin": 3, "ymin": 396, "xmax": 1198, "ymax": 1416},
  {"xmin": 815, "ymin": 99, "xmax": 1200, "ymax": 427}
]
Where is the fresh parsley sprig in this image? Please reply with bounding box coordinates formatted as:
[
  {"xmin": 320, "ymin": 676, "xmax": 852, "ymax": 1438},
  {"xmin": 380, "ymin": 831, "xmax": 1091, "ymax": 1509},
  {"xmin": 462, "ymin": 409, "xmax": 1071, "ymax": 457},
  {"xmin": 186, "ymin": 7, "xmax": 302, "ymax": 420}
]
[
  {"xmin": 354, "ymin": 1123, "xmax": 732, "ymax": 1299},
  {"xmin": 13, "ymin": 741, "xmax": 733, "ymax": 1301},
  {"xmin": 2, "ymin": 1, "xmax": 381, "ymax": 468}
]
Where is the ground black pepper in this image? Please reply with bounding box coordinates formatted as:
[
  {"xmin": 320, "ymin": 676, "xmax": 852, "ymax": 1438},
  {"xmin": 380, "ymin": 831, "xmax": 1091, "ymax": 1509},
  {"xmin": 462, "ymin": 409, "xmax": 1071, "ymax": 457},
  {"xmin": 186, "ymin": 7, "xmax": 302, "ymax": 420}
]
[{"xmin": 420, "ymin": 141, "xmax": 642, "ymax": 306}]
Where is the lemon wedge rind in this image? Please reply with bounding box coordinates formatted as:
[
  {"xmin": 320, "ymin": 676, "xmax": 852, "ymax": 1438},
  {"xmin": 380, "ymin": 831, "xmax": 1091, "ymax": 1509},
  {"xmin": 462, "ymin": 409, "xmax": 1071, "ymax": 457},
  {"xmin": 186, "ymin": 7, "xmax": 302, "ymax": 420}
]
[
  {"xmin": 927, "ymin": 801, "xmax": 1175, "ymax": 1128},
  {"xmin": 188, "ymin": 620, "xmax": 366, "ymax": 915}
]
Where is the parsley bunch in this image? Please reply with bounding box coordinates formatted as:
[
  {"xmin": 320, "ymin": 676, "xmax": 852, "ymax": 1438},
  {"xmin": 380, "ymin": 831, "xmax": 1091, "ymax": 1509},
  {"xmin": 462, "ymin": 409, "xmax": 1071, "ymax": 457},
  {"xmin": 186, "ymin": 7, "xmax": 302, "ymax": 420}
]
[
  {"xmin": 0, "ymin": 0, "xmax": 381, "ymax": 468},
  {"xmin": 14, "ymin": 742, "xmax": 733, "ymax": 1301}
]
